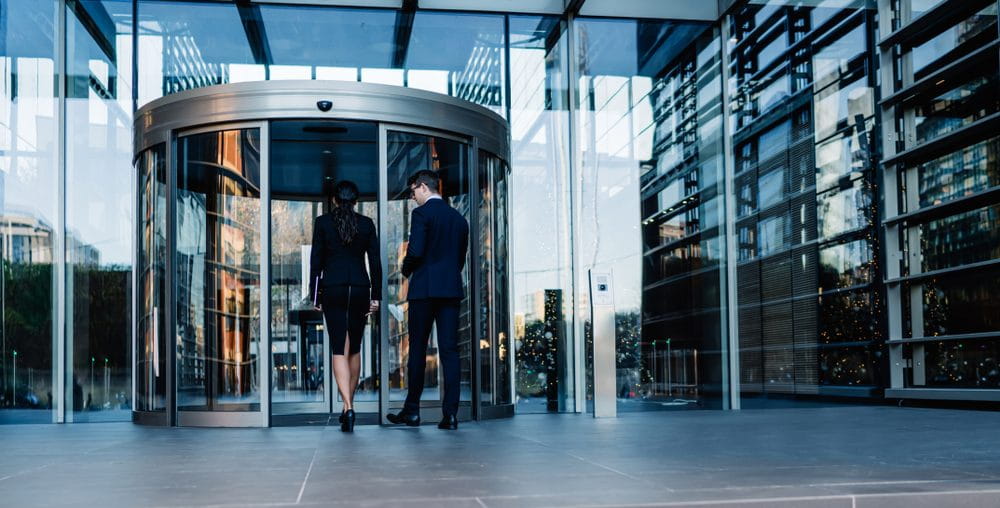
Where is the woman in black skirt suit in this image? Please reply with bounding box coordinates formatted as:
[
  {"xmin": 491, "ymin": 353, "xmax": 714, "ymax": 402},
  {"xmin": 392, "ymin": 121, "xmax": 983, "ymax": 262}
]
[{"xmin": 309, "ymin": 180, "xmax": 381, "ymax": 432}]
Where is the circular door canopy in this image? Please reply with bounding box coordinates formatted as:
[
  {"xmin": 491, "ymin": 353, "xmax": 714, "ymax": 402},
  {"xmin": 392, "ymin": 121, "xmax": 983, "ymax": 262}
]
[{"xmin": 133, "ymin": 80, "xmax": 510, "ymax": 160}]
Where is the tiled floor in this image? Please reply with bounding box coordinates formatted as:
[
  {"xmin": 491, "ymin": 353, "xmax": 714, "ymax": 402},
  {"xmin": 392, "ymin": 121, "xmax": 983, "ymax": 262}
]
[{"xmin": 3, "ymin": 406, "xmax": 1000, "ymax": 507}]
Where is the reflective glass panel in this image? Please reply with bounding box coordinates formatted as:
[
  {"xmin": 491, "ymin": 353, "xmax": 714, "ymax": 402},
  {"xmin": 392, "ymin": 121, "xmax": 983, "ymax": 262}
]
[
  {"xmin": 577, "ymin": 18, "xmax": 727, "ymax": 410},
  {"xmin": 757, "ymin": 214, "xmax": 787, "ymax": 256},
  {"xmin": 0, "ymin": 0, "xmax": 58, "ymax": 423},
  {"xmin": 758, "ymin": 167, "xmax": 785, "ymax": 210},
  {"xmin": 812, "ymin": 24, "xmax": 865, "ymax": 91},
  {"xmin": 176, "ymin": 128, "xmax": 262, "ymax": 411},
  {"xmin": 66, "ymin": 0, "xmax": 134, "ymax": 421},
  {"xmin": 917, "ymin": 137, "xmax": 999, "ymax": 209},
  {"xmin": 912, "ymin": 68, "xmax": 1000, "ymax": 144},
  {"xmin": 919, "ymin": 204, "xmax": 1000, "ymax": 272},
  {"xmin": 911, "ymin": 4, "xmax": 998, "ymax": 77},
  {"xmin": 817, "ymin": 180, "xmax": 871, "ymax": 239},
  {"xmin": 508, "ymin": 16, "xmax": 575, "ymax": 413},
  {"xmin": 813, "ymin": 76, "xmax": 873, "ymax": 142},
  {"xmin": 815, "ymin": 129, "xmax": 868, "ymax": 192},
  {"xmin": 819, "ymin": 239, "xmax": 873, "ymax": 290},
  {"xmin": 137, "ymin": 1, "xmax": 256, "ymax": 106}
]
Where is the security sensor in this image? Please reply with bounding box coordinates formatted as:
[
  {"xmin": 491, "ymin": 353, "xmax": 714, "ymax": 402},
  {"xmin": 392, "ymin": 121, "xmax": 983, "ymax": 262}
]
[{"xmin": 316, "ymin": 100, "xmax": 333, "ymax": 112}]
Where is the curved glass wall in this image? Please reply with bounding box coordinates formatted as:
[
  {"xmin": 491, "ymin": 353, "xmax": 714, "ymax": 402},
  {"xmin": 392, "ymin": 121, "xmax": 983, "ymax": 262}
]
[
  {"xmin": 136, "ymin": 144, "xmax": 167, "ymax": 413},
  {"xmin": 132, "ymin": 82, "xmax": 511, "ymax": 426}
]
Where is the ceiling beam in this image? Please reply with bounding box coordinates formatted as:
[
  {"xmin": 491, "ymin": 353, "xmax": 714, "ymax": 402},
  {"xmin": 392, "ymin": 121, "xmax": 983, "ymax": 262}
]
[
  {"xmin": 236, "ymin": 0, "xmax": 273, "ymax": 66},
  {"xmin": 391, "ymin": 0, "xmax": 417, "ymax": 69}
]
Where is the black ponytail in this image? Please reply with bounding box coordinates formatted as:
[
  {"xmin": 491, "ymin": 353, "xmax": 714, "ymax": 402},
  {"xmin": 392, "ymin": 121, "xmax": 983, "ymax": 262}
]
[{"xmin": 331, "ymin": 180, "xmax": 360, "ymax": 244}]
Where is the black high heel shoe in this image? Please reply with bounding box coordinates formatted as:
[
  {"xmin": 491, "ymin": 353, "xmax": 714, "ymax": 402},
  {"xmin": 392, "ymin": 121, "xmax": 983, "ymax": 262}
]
[
  {"xmin": 341, "ymin": 409, "xmax": 355, "ymax": 433},
  {"xmin": 338, "ymin": 410, "xmax": 346, "ymax": 425}
]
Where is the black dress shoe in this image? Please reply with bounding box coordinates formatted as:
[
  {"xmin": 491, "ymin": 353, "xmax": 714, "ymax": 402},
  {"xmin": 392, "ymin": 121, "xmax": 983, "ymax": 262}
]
[
  {"xmin": 341, "ymin": 409, "xmax": 355, "ymax": 433},
  {"xmin": 437, "ymin": 414, "xmax": 458, "ymax": 430},
  {"xmin": 386, "ymin": 411, "xmax": 421, "ymax": 426}
]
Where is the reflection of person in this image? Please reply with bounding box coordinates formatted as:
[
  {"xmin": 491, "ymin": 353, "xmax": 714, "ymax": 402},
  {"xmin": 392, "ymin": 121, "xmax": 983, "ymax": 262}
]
[
  {"xmin": 387, "ymin": 170, "xmax": 469, "ymax": 430},
  {"xmin": 309, "ymin": 180, "xmax": 382, "ymax": 433}
]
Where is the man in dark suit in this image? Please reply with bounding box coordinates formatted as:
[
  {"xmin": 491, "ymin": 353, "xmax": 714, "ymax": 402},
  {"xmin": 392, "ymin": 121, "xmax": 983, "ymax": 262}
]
[{"xmin": 386, "ymin": 170, "xmax": 469, "ymax": 430}]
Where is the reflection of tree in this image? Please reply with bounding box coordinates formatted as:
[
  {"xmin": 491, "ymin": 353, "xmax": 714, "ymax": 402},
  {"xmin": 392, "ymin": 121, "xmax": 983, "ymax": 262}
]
[
  {"xmin": 70, "ymin": 265, "xmax": 132, "ymax": 410},
  {"xmin": 515, "ymin": 320, "xmax": 548, "ymax": 397},
  {"xmin": 616, "ymin": 311, "xmax": 641, "ymax": 397},
  {"xmin": 2, "ymin": 263, "xmax": 53, "ymax": 408},
  {"xmin": 817, "ymin": 291, "xmax": 878, "ymax": 386},
  {"xmin": 71, "ymin": 266, "xmax": 131, "ymax": 366}
]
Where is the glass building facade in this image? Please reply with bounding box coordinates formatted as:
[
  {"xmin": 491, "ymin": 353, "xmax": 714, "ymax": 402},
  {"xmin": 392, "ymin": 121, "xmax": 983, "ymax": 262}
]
[{"xmin": 1, "ymin": 0, "xmax": 997, "ymax": 424}]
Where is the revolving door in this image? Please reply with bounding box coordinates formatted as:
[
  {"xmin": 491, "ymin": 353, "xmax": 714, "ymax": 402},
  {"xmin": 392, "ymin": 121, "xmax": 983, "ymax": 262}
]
[{"xmin": 133, "ymin": 81, "xmax": 512, "ymax": 427}]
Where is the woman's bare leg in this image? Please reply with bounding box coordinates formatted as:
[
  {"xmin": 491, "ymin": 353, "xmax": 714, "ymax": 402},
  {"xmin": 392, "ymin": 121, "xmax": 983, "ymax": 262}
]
[
  {"xmin": 348, "ymin": 352, "xmax": 361, "ymax": 407},
  {"xmin": 332, "ymin": 333, "xmax": 353, "ymax": 410}
]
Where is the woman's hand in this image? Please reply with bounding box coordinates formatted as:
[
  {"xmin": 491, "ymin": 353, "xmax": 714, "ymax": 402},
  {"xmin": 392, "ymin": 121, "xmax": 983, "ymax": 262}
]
[{"xmin": 368, "ymin": 300, "xmax": 380, "ymax": 315}]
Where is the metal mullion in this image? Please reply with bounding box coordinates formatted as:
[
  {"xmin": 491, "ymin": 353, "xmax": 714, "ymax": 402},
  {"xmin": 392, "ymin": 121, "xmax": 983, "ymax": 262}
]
[
  {"xmin": 166, "ymin": 132, "xmax": 177, "ymax": 425},
  {"xmin": 565, "ymin": 13, "xmax": 583, "ymax": 414},
  {"xmin": 878, "ymin": 0, "xmax": 905, "ymax": 390},
  {"xmin": 377, "ymin": 123, "xmax": 390, "ymax": 424},
  {"xmin": 260, "ymin": 120, "xmax": 271, "ymax": 427},
  {"xmin": 56, "ymin": 0, "xmax": 68, "ymax": 424},
  {"xmin": 131, "ymin": 138, "xmax": 139, "ymax": 424},
  {"xmin": 470, "ymin": 140, "xmax": 482, "ymax": 419},
  {"xmin": 720, "ymin": 19, "xmax": 740, "ymax": 412}
]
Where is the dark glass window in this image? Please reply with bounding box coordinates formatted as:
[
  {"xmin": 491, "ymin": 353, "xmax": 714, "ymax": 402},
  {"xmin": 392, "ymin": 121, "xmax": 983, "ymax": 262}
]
[
  {"xmin": 917, "ymin": 270, "xmax": 1000, "ymax": 337},
  {"xmin": 818, "ymin": 290, "xmax": 880, "ymax": 344},
  {"xmin": 819, "ymin": 345, "xmax": 877, "ymax": 386},
  {"xmin": 919, "ymin": 339, "xmax": 1000, "ymax": 388},
  {"xmin": 920, "ymin": 204, "xmax": 1000, "ymax": 272},
  {"xmin": 912, "ymin": 69, "xmax": 1000, "ymax": 144},
  {"xmin": 912, "ymin": 4, "xmax": 998, "ymax": 77}
]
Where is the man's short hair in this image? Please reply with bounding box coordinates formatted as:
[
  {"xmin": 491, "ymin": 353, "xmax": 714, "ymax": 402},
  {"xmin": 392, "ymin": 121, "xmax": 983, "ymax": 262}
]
[{"xmin": 407, "ymin": 170, "xmax": 441, "ymax": 194}]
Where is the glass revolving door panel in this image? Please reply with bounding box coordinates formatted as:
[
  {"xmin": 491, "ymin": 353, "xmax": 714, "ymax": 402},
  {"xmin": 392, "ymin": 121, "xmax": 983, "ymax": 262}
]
[
  {"xmin": 383, "ymin": 129, "xmax": 473, "ymax": 420},
  {"xmin": 175, "ymin": 125, "xmax": 266, "ymax": 426}
]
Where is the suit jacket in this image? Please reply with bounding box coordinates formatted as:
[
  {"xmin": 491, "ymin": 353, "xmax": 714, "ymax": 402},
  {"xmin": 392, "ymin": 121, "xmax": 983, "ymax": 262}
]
[
  {"xmin": 401, "ymin": 198, "xmax": 469, "ymax": 300},
  {"xmin": 309, "ymin": 212, "xmax": 382, "ymax": 300}
]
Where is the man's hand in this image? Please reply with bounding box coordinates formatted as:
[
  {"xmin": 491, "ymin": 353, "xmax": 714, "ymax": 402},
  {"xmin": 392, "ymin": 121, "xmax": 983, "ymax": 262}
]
[{"xmin": 368, "ymin": 300, "xmax": 380, "ymax": 316}]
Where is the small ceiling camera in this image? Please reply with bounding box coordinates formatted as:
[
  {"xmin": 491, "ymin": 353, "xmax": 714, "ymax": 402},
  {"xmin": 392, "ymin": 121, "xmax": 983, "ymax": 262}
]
[{"xmin": 316, "ymin": 100, "xmax": 333, "ymax": 112}]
